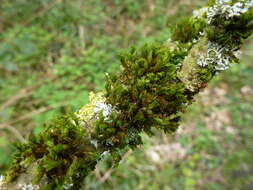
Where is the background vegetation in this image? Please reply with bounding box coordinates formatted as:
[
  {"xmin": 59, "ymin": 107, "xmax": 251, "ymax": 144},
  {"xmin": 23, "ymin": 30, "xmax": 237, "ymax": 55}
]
[{"xmin": 0, "ymin": 0, "xmax": 252, "ymax": 189}]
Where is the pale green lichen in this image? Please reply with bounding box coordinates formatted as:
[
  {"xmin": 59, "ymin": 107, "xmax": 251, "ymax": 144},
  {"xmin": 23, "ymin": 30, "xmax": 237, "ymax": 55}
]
[
  {"xmin": 75, "ymin": 92, "xmax": 106, "ymax": 122},
  {"xmin": 75, "ymin": 92, "xmax": 113, "ymax": 131},
  {"xmin": 177, "ymin": 37, "xmax": 213, "ymax": 91}
]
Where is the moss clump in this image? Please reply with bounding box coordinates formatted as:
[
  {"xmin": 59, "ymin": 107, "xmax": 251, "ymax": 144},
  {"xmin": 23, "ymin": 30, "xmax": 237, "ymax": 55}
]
[
  {"xmin": 6, "ymin": 114, "xmax": 101, "ymax": 189},
  {"xmin": 5, "ymin": 143, "xmax": 32, "ymax": 183},
  {"xmin": 6, "ymin": 44, "xmax": 196, "ymax": 189},
  {"xmin": 196, "ymin": 66, "xmax": 214, "ymax": 84},
  {"xmin": 91, "ymin": 44, "xmax": 194, "ymax": 153},
  {"xmin": 171, "ymin": 17, "xmax": 206, "ymax": 43},
  {"xmin": 206, "ymin": 6, "xmax": 253, "ymax": 49}
]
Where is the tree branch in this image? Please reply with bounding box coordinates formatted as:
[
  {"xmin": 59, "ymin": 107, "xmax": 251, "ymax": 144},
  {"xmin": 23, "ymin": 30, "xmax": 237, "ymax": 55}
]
[{"xmin": 1, "ymin": 0, "xmax": 253, "ymax": 189}]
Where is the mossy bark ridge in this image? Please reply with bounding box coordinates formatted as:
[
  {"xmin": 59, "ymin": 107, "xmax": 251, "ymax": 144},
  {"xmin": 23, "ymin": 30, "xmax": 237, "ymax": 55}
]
[{"xmin": 1, "ymin": 0, "xmax": 252, "ymax": 189}]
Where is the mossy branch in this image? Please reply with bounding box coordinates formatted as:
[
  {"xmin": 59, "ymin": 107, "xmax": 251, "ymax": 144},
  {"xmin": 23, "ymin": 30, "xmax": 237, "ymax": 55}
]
[{"xmin": 1, "ymin": 0, "xmax": 253, "ymax": 189}]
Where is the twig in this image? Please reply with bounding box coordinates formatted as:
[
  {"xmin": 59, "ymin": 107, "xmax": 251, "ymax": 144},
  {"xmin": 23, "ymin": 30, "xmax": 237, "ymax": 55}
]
[
  {"xmin": 0, "ymin": 102, "xmax": 66, "ymax": 143},
  {"xmin": 8, "ymin": 102, "xmax": 66, "ymax": 125},
  {"xmin": 79, "ymin": 25, "xmax": 86, "ymax": 51},
  {"xmin": 95, "ymin": 150, "xmax": 133, "ymax": 183},
  {"xmin": 21, "ymin": 1, "xmax": 59, "ymax": 27},
  {"xmin": 0, "ymin": 75, "xmax": 57, "ymax": 113},
  {"xmin": 1, "ymin": 0, "xmax": 59, "ymax": 43},
  {"xmin": 0, "ymin": 124, "xmax": 27, "ymax": 143},
  {"xmin": 0, "ymin": 87, "xmax": 34, "ymax": 113},
  {"xmin": 0, "ymin": 102, "xmax": 66, "ymax": 144}
]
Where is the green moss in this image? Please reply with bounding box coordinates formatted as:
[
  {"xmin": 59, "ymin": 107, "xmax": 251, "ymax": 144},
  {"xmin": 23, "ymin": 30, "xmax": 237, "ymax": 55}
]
[
  {"xmin": 206, "ymin": 6, "xmax": 253, "ymax": 49},
  {"xmin": 96, "ymin": 43, "xmax": 193, "ymax": 150},
  {"xmin": 171, "ymin": 17, "xmax": 206, "ymax": 43},
  {"xmin": 5, "ymin": 143, "xmax": 32, "ymax": 182},
  {"xmin": 196, "ymin": 66, "xmax": 214, "ymax": 84},
  {"xmin": 207, "ymin": 0, "xmax": 216, "ymax": 6},
  {"xmin": 6, "ymin": 114, "xmax": 101, "ymax": 189}
]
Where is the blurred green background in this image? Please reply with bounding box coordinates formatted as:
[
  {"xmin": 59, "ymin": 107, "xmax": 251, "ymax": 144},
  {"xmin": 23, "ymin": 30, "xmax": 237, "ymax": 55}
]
[{"xmin": 0, "ymin": 0, "xmax": 253, "ymax": 189}]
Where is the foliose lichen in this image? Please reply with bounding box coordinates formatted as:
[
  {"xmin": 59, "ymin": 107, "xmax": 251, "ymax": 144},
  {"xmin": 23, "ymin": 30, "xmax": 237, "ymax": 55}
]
[
  {"xmin": 18, "ymin": 183, "xmax": 39, "ymax": 190},
  {"xmin": 75, "ymin": 92, "xmax": 113, "ymax": 123},
  {"xmin": 207, "ymin": 0, "xmax": 253, "ymax": 23},
  {"xmin": 196, "ymin": 41, "xmax": 231, "ymax": 71},
  {"xmin": 175, "ymin": 0, "xmax": 253, "ymax": 91}
]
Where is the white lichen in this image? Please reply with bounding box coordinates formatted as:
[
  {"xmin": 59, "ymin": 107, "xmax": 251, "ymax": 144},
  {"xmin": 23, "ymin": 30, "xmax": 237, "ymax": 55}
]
[
  {"xmin": 192, "ymin": 38, "xmax": 199, "ymax": 44},
  {"xmin": 18, "ymin": 183, "xmax": 39, "ymax": 190},
  {"xmin": 99, "ymin": 151, "xmax": 108, "ymax": 160},
  {"xmin": 176, "ymin": 62, "xmax": 182, "ymax": 69},
  {"xmin": 0, "ymin": 175, "xmax": 5, "ymax": 188},
  {"xmin": 193, "ymin": 7, "xmax": 209, "ymax": 19},
  {"xmin": 216, "ymin": 0, "xmax": 232, "ymax": 4},
  {"xmin": 197, "ymin": 41, "xmax": 230, "ymax": 71},
  {"xmin": 62, "ymin": 183, "xmax": 74, "ymax": 190},
  {"xmin": 195, "ymin": 0, "xmax": 251, "ymax": 71},
  {"xmin": 207, "ymin": 0, "xmax": 253, "ymax": 24},
  {"xmin": 94, "ymin": 102, "xmax": 112, "ymax": 119},
  {"xmin": 199, "ymin": 31, "xmax": 205, "ymax": 36},
  {"xmin": 90, "ymin": 139, "xmax": 98, "ymax": 149},
  {"xmin": 233, "ymin": 50, "xmax": 242, "ymax": 59},
  {"xmin": 197, "ymin": 55, "xmax": 209, "ymax": 67}
]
